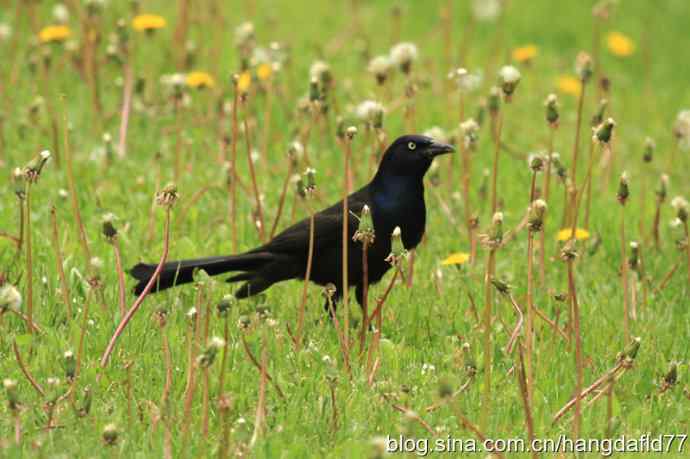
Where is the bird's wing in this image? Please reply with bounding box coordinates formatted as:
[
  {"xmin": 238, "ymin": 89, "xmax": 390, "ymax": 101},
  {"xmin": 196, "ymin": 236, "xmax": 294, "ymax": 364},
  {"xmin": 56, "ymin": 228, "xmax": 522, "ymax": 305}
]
[{"xmin": 260, "ymin": 186, "xmax": 370, "ymax": 255}]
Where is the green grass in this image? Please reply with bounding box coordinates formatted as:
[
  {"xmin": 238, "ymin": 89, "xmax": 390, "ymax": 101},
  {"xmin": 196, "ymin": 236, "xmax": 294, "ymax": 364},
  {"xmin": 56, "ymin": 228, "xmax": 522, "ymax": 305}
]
[{"xmin": 1, "ymin": 0, "xmax": 689, "ymax": 457}]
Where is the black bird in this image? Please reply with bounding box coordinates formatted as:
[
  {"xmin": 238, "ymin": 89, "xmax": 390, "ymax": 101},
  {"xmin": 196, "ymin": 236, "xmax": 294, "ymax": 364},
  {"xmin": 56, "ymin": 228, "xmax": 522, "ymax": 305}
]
[{"xmin": 130, "ymin": 134, "xmax": 453, "ymax": 312}]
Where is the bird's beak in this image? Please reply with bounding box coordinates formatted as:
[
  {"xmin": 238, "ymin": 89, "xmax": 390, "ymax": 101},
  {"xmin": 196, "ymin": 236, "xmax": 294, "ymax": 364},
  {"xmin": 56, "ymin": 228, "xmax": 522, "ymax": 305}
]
[{"xmin": 426, "ymin": 141, "xmax": 455, "ymax": 158}]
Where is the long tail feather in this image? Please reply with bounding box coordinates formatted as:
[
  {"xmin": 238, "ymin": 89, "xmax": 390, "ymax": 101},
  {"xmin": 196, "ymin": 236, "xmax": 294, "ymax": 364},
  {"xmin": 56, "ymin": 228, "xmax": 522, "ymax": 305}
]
[{"xmin": 130, "ymin": 252, "xmax": 273, "ymax": 295}]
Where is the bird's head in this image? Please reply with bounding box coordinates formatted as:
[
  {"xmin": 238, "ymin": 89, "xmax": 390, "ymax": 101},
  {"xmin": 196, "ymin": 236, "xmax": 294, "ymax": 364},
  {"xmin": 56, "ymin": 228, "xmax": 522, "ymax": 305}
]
[{"xmin": 376, "ymin": 134, "xmax": 454, "ymax": 178}]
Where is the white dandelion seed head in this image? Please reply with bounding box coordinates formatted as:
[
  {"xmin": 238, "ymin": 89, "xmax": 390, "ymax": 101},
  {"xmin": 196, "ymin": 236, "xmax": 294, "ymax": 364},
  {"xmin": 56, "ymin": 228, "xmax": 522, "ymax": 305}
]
[
  {"xmin": 40, "ymin": 150, "xmax": 51, "ymax": 160},
  {"xmin": 367, "ymin": 55, "xmax": 392, "ymax": 76},
  {"xmin": 460, "ymin": 118, "xmax": 479, "ymax": 134},
  {"xmin": 0, "ymin": 23, "xmax": 12, "ymax": 41},
  {"xmin": 309, "ymin": 60, "xmax": 330, "ymax": 81},
  {"xmin": 390, "ymin": 42, "xmax": 418, "ymax": 66},
  {"xmin": 0, "ymin": 284, "xmax": 22, "ymax": 311},
  {"xmin": 234, "ymin": 21, "xmax": 255, "ymax": 45},
  {"xmin": 209, "ymin": 336, "xmax": 226, "ymax": 349},
  {"xmin": 671, "ymin": 196, "xmax": 688, "ymax": 211},
  {"xmin": 52, "ymin": 4, "xmax": 70, "ymax": 23},
  {"xmin": 533, "ymin": 199, "xmax": 548, "ymax": 211},
  {"xmin": 90, "ymin": 257, "xmax": 104, "ymax": 269},
  {"xmin": 499, "ymin": 65, "xmax": 521, "ymax": 84},
  {"xmin": 423, "ymin": 126, "xmax": 448, "ymax": 143},
  {"xmin": 674, "ymin": 109, "xmax": 690, "ymax": 150},
  {"xmin": 355, "ymin": 100, "xmax": 385, "ymax": 122},
  {"xmin": 472, "ymin": 0, "xmax": 502, "ymax": 21}
]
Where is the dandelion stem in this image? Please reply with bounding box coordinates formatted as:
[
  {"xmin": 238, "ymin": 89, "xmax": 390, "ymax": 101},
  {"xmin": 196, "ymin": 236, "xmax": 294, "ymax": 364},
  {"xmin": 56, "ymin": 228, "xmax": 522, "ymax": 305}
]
[
  {"xmin": 24, "ymin": 182, "xmax": 33, "ymax": 335},
  {"xmin": 621, "ymin": 206, "xmax": 630, "ymax": 344},
  {"xmin": 100, "ymin": 208, "xmax": 172, "ymax": 367},
  {"xmin": 242, "ymin": 101, "xmax": 265, "ymax": 241},
  {"xmin": 566, "ymin": 257, "xmax": 583, "ymax": 441},
  {"xmin": 50, "ymin": 207, "xmax": 72, "ymax": 320},
  {"xmin": 296, "ymin": 207, "xmax": 315, "ymax": 351},
  {"xmin": 480, "ymin": 248, "xmax": 496, "ymax": 430},
  {"xmin": 358, "ymin": 240, "xmax": 370, "ymax": 355}
]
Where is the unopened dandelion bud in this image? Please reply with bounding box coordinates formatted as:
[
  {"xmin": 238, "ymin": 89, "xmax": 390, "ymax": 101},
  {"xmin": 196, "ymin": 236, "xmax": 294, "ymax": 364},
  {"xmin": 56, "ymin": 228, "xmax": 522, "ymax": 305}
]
[
  {"xmin": 237, "ymin": 314, "xmax": 251, "ymax": 330},
  {"xmin": 353, "ymin": 204, "xmax": 375, "ymax": 244},
  {"xmin": 528, "ymin": 153, "xmax": 544, "ymax": 172},
  {"xmin": 295, "ymin": 175, "xmax": 307, "ymax": 199},
  {"xmin": 489, "ymin": 212, "xmax": 503, "ymax": 243},
  {"xmin": 488, "ymin": 86, "xmax": 501, "ymax": 115},
  {"xmin": 528, "ymin": 199, "xmax": 548, "ymax": 232},
  {"xmin": 656, "ymin": 174, "xmax": 669, "ymax": 202},
  {"xmin": 591, "ymin": 99, "xmax": 608, "ymax": 127},
  {"xmin": 309, "ymin": 77, "xmax": 320, "ymax": 103},
  {"xmin": 155, "ymin": 183, "xmax": 178, "ymax": 207},
  {"xmin": 63, "ymin": 350, "xmax": 76, "ymax": 380},
  {"xmin": 594, "ymin": 117, "xmax": 615, "ymax": 144},
  {"xmin": 23, "ymin": 149, "xmax": 51, "ymax": 183},
  {"xmin": 13, "ymin": 168, "xmax": 25, "ymax": 200},
  {"xmin": 460, "ymin": 118, "xmax": 479, "ymax": 150},
  {"xmin": 385, "ymin": 226, "xmax": 408, "ymax": 265},
  {"xmin": 335, "ymin": 116, "xmax": 345, "ymax": 140},
  {"xmin": 628, "ymin": 241, "xmax": 640, "ymax": 270},
  {"xmin": 498, "ymin": 65, "xmax": 521, "ymax": 100},
  {"xmin": 102, "ymin": 423, "xmax": 119, "ymax": 446},
  {"xmin": 3, "ymin": 378, "xmax": 19, "ymax": 411},
  {"xmin": 491, "ymin": 277, "xmax": 512, "ymax": 295},
  {"xmin": 323, "ymin": 283, "xmax": 337, "ymax": 300},
  {"xmin": 575, "ymin": 51, "xmax": 593, "ymax": 82},
  {"xmin": 101, "ymin": 213, "xmax": 118, "ymax": 241},
  {"xmin": 304, "ymin": 168, "xmax": 317, "ymax": 193},
  {"xmin": 185, "ymin": 307, "xmax": 198, "ymax": 325},
  {"xmin": 617, "ymin": 171, "xmax": 629, "ymax": 205},
  {"xmin": 345, "ymin": 126, "xmax": 358, "ymax": 140},
  {"xmin": 642, "ymin": 137, "xmax": 655, "ymax": 163},
  {"xmin": 197, "ymin": 337, "xmax": 225, "ymax": 368},
  {"xmin": 461, "ymin": 342, "xmax": 477, "ymax": 376},
  {"xmin": 671, "ymin": 196, "xmax": 688, "ymax": 222},
  {"xmin": 663, "ymin": 362, "xmax": 678, "ymax": 388},
  {"xmin": 545, "ymin": 93, "xmax": 559, "ymax": 127},
  {"xmin": 217, "ymin": 294, "xmax": 235, "ymax": 316},
  {"xmin": 559, "ymin": 240, "xmax": 578, "ymax": 261},
  {"xmin": 77, "ymin": 386, "xmax": 92, "ymax": 416},
  {"xmin": 619, "ymin": 336, "xmax": 641, "ymax": 362}
]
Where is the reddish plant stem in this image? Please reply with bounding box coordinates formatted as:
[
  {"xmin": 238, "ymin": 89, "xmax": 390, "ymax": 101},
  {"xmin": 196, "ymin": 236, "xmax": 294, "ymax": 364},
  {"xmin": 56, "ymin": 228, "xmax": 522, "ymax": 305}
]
[
  {"xmin": 100, "ymin": 208, "xmax": 171, "ymax": 367},
  {"xmin": 242, "ymin": 103, "xmax": 265, "ymax": 241},
  {"xmin": 295, "ymin": 207, "xmax": 315, "ymax": 351}
]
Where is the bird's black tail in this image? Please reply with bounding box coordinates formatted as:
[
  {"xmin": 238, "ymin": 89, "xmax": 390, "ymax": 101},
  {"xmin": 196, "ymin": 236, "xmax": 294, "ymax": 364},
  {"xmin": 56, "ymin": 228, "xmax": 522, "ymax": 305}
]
[{"xmin": 130, "ymin": 252, "xmax": 273, "ymax": 295}]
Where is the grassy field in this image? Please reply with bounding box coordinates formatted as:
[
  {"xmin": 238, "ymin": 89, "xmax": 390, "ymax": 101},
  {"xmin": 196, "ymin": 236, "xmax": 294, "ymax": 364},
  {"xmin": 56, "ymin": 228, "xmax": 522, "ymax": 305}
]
[{"xmin": 1, "ymin": 0, "xmax": 689, "ymax": 457}]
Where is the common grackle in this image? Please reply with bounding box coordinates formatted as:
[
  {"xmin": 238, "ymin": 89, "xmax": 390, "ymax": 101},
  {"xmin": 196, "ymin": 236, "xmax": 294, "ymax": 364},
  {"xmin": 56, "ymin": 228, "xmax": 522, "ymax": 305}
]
[{"xmin": 130, "ymin": 134, "xmax": 453, "ymax": 312}]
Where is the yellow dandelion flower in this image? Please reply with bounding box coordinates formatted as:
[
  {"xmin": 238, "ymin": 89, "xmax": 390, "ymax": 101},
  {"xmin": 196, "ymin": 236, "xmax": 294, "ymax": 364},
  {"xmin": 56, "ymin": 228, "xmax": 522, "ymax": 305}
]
[
  {"xmin": 38, "ymin": 25, "xmax": 71, "ymax": 43},
  {"xmin": 186, "ymin": 71, "xmax": 215, "ymax": 89},
  {"xmin": 237, "ymin": 71, "xmax": 252, "ymax": 93},
  {"xmin": 441, "ymin": 252, "xmax": 470, "ymax": 266},
  {"xmin": 132, "ymin": 14, "xmax": 166, "ymax": 32},
  {"xmin": 512, "ymin": 45, "xmax": 538, "ymax": 63},
  {"xmin": 556, "ymin": 228, "xmax": 590, "ymax": 241},
  {"xmin": 607, "ymin": 31, "xmax": 634, "ymax": 57},
  {"xmin": 257, "ymin": 63, "xmax": 273, "ymax": 81},
  {"xmin": 557, "ymin": 76, "xmax": 581, "ymax": 96}
]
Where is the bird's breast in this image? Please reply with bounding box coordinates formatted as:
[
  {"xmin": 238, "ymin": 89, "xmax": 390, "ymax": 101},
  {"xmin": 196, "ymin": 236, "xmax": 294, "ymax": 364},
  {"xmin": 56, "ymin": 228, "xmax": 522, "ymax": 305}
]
[{"xmin": 370, "ymin": 178, "xmax": 426, "ymax": 250}]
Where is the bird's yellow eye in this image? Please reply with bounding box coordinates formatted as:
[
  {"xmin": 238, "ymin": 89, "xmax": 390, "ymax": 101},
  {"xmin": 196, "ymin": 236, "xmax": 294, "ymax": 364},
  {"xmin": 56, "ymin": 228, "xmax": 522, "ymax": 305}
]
[{"xmin": 408, "ymin": 141, "xmax": 416, "ymax": 150}]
